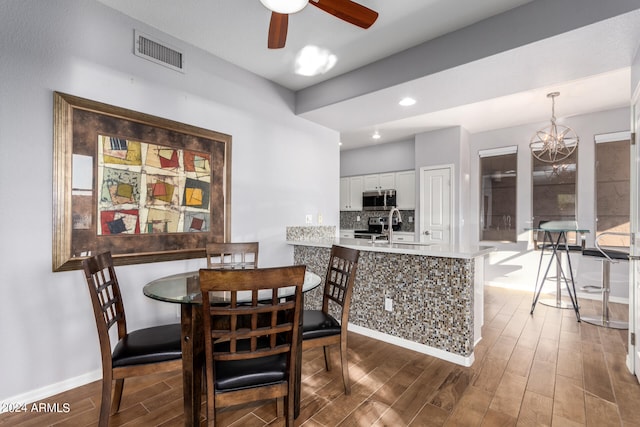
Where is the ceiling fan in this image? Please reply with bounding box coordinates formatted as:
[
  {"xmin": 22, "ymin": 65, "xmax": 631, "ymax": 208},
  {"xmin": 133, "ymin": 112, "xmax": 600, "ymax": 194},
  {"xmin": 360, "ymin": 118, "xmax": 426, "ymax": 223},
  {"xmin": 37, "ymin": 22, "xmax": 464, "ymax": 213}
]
[{"xmin": 260, "ymin": 0, "xmax": 379, "ymax": 49}]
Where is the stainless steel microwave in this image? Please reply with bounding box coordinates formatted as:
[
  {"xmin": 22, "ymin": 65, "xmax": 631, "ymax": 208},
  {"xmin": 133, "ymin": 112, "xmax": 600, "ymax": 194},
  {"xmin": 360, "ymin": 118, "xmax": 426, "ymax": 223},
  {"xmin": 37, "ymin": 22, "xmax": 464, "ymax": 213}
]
[{"xmin": 362, "ymin": 189, "xmax": 397, "ymax": 211}]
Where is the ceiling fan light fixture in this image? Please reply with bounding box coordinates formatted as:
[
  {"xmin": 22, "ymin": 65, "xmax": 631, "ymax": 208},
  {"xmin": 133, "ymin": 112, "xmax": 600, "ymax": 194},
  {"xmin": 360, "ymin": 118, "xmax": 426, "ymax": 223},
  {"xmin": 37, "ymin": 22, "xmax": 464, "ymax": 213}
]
[
  {"xmin": 294, "ymin": 45, "xmax": 337, "ymax": 76},
  {"xmin": 260, "ymin": 0, "xmax": 308, "ymax": 14}
]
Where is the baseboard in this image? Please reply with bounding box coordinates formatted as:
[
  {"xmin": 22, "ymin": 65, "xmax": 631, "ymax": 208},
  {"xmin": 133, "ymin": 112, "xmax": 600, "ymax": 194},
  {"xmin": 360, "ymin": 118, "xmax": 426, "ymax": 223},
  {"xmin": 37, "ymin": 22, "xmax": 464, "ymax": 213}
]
[
  {"xmin": 575, "ymin": 291, "xmax": 628, "ymax": 305},
  {"xmin": 0, "ymin": 370, "xmax": 101, "ymax": 413},
  {"xmin": 347, "ymin": 323, "xmax": 475, "ymax": 367},
  {"xmin": 485, "ymin": 281, "xmax": 629, "ymax": 305}
]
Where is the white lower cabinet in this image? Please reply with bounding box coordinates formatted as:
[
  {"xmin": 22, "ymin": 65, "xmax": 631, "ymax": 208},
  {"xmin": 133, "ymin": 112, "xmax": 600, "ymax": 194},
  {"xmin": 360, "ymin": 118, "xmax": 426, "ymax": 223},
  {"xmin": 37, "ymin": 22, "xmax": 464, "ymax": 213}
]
[
  {"xmin": 393, "ymin": 232, "xmax": 415, "ymax": 242},
  {"xmin": 340, "ymin": 230, "xmax": 355, "ymax": 239}
]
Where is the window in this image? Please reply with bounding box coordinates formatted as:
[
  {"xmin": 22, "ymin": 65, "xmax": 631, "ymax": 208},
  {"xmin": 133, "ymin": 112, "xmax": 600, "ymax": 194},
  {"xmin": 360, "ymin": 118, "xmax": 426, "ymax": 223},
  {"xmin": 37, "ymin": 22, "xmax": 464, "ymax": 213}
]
[
  {"xmin": 532, "ymin": 149, "xmax": 577, "ymax": 221},
  {"xmin": 480, "ymin": 147, "xmax": 517, "ymax": 242},
  {"xmin": 595, "ymin": 132, "xmax": 630, "ymax": 247}
]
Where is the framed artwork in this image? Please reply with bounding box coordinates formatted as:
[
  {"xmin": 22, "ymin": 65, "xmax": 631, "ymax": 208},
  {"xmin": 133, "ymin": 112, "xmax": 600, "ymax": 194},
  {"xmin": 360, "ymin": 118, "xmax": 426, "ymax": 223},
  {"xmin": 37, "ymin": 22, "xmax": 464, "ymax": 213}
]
[{"xmin": 53, "ymin": 92, "xmax": 231, "ymax": 272}]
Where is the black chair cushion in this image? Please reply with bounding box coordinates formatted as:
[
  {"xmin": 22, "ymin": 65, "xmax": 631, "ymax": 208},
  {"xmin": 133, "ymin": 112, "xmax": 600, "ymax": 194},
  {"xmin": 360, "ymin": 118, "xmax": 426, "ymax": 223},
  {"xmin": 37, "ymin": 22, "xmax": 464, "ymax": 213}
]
[
  {"xmin": 302, "ymin": 310, "xmax": 341, "ymax": 340},
  {"xmin": 582, "ymin": 248, "xmax": 629, "ymax": 260},
  {"xmin": 112, "ymin": 323, "xmax": 182, "ymax": 368},
  {"xmin": 213, "ymin": 338, "xmax": 287, "ymax": 391},
  {"xmin": 215, "ymin": 354, "xmax": 287, "ymax": 391}
]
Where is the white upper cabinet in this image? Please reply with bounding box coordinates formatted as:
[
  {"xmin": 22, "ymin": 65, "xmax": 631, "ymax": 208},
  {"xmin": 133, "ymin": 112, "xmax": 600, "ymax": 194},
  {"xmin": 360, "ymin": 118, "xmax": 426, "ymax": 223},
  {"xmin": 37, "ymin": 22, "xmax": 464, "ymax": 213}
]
[
  {"xmin": 363, "ymin": 173, "xmax": 395, "ymax": 191},
  {"xmin": 395, "ymin": 170, "xmax": 415, "ymax": 209},
  {"xmin": 339, "ymin": 177, "xmax": 350, "ymax": 210},
  {"xmin": 341, "ymin": 170, "xmax": 415, "ymax": 211},
  {"xmin": 340, "ymin": 176, "xmax": 363, "ymax": 211},
  {"xmin": 379, "ymin": 173, "xmax": 396, "ymax": 189},
  {"xmin": 363, "ymin": 174, "xmax": 379, "ymax": 191}
]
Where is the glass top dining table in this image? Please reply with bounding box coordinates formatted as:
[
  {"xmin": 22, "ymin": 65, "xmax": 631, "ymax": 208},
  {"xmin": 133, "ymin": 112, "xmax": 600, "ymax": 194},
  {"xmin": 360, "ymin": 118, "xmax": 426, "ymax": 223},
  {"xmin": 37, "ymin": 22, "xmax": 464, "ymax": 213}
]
[
  {"xmin": 143, "ymin": 269, "xmax": 322, "ymax": 303},
  {"xmin": 142, "ymin": 267, "xmax": 322, "ymax": 426}
]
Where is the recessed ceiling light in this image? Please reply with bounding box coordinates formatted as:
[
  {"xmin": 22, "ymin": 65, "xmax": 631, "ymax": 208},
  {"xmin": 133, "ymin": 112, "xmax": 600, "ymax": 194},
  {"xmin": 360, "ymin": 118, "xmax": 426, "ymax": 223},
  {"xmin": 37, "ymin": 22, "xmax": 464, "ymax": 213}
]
[
  {"xmin": 399, "ymin": 97, "xmax": 416, "ymax": 106},
  {"xmin": 294, "ymin": 45, "xmax": 337, "ymax": 76},
  {"xmin": 372, "ymin": 131, "xmax": 381, "ymax": 140}
]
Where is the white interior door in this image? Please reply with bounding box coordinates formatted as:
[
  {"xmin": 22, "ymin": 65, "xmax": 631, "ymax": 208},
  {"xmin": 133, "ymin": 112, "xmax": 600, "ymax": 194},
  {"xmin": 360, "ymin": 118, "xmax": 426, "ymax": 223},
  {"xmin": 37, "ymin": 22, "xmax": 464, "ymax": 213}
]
[
  {"xmin": 631, "ymin": 99, "xmax": 640, "ymax": 381},
  {"xmin": 420, "ymin": 165, "xmax": 452, "ymax": 244}
]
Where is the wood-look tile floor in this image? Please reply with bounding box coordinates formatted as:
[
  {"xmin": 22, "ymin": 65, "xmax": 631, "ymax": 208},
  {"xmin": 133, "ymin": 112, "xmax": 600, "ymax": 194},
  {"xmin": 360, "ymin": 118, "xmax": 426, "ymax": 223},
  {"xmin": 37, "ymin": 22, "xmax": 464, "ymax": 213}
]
[{"xmin": 2, "ymin": 285, "xmax": 639, "ymax": 426}]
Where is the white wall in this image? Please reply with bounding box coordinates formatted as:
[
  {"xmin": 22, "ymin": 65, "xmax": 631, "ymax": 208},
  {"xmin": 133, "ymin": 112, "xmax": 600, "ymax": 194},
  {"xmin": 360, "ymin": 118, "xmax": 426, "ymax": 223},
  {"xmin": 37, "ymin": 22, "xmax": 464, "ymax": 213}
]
[
  {"xmin": 340, "ymin": 138, "xmax": 415, "ymax": 176},
  {"xmin": 469, "ymin": 107, "xmax": 631, "ymax": 296},
  {"xmin": 415, "ymin": 126, "xmax": 469, "ymax": 245},
  {"xmin": 0, "ymin": 0, "xmax": 339, "ymax": 403}
]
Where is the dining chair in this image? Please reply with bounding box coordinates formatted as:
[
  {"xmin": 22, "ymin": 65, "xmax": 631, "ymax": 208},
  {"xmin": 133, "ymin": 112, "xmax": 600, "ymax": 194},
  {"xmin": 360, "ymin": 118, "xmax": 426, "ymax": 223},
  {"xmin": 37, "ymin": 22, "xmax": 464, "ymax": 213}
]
[
  {"xmin": 206, "ymin": 241, "xmax": 259, "ymax": 269},
  {"xmin": 302, "ymin": 245, "xmax": 360, "ymax": 395},
  {"xmin": 81, "ymin": 252, "xmax": 182, "ymax": 427},
  {"xmin": 199, "ymin": 265, "xmax": 305, "ymax": 427}
]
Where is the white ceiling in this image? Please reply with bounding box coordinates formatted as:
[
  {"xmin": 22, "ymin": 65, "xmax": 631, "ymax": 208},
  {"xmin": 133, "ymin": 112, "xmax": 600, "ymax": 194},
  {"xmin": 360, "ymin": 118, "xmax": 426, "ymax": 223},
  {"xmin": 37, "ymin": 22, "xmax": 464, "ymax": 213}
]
[{"xmin": 98, "ymin": 0, "xmax": 640, "ymax": 150}]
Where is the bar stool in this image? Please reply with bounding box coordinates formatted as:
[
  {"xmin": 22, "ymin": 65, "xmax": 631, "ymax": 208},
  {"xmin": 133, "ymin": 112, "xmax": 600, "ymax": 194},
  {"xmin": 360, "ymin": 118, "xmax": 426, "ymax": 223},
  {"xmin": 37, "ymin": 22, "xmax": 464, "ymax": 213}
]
[
  {"xmin": 581, "ymin": 232, "xmax": 629, "ymax": 329},
  {"xmin": 532, "ymin": 220, "xmax": 585, "ymax": 310}
]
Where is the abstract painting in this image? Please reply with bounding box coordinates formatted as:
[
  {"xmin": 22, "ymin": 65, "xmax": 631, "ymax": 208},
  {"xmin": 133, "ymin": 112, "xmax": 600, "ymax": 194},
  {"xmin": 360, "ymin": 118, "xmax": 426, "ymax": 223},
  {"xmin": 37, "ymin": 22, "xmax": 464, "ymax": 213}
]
[
  {"xmin": 97, "ymin": 135, "xmax": 211, "ymax": 236},
  {"xmin": 53, "ymin": 92, "xmax": 231, "ymax": 271}
]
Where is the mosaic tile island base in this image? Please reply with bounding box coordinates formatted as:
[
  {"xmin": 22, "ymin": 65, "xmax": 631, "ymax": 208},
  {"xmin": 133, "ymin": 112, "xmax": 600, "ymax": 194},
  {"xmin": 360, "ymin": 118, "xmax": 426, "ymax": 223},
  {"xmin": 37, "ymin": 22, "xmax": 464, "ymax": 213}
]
[{"xmin": 286, "ymin": 227, "xmax": 493, "ymax": 367}]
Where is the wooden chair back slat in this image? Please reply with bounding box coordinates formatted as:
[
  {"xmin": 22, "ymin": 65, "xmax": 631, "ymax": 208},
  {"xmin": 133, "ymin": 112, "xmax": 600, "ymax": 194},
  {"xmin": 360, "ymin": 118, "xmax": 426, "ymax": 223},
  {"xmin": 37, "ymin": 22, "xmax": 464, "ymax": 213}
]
[
  {"xmin": 302, "ymin": 245, "xmax": 360, "ymax": 396},
  {"xmin": 200, "ymin": 266, "xmax": 304, "ymax": 363},
  {"xmin": 206, "ymin": 242, "xmax": 259, "ymax": 269},
  {"xmin": 322, "ymin": 246, "xmax": 359, "ymax": 321},
  {"xmin": 82, "ymin": 252, "xmax": 127, "ymax": 340}
]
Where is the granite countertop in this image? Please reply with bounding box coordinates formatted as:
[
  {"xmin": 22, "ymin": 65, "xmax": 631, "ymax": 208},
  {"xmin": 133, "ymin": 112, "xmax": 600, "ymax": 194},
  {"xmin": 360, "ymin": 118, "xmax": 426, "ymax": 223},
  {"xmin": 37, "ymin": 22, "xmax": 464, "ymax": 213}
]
[{"xmin": 287, "ymin": 237, "xmax": 494, "ymax": 259}]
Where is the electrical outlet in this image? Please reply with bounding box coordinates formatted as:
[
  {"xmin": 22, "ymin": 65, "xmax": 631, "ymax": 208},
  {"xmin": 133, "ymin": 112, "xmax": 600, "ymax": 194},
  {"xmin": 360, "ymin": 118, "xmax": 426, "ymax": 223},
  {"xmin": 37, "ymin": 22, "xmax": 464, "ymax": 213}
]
[
  {"xmin": 384, "ymin": 297, "xmax": 393, "ymax": 312},
  {"xmin": 305, "ymin": 214, "xmax": 312, "ymax": 224}
]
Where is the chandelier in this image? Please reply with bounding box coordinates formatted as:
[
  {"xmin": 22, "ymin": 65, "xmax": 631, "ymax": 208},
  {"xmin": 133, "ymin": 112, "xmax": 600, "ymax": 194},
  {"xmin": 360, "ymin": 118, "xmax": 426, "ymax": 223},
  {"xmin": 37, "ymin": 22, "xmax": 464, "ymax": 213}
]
[
  {"xmin": 529, "ymin": 92, "xmax": 579, "ymax": 163},
  {"xmin": 260, "ymin": 0, "xmax": 308, "ymax": 14}
]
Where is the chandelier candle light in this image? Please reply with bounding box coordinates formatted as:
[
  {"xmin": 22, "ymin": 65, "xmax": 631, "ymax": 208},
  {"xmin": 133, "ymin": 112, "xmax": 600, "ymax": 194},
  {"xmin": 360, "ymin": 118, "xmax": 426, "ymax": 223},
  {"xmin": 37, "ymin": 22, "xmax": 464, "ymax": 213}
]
[{"xmin": 529, "ymin": 92, "xmax": 579, "ymax": 163}]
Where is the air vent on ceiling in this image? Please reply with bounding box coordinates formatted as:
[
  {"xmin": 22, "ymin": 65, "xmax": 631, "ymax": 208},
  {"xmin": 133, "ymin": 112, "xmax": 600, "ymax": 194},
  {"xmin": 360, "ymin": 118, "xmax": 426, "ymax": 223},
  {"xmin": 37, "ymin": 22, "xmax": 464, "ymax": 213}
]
[{"xmin": 134, "ymin": 30, "xmax": 184, "ymax": 73}]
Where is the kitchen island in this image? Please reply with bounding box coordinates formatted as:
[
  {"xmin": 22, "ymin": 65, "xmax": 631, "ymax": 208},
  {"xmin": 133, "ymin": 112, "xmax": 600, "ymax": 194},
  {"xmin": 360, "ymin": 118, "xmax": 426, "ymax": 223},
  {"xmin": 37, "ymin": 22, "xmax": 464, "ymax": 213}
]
[{"xmin": 287, "ymin": 235, "xmax": 494, "ymax": 366}]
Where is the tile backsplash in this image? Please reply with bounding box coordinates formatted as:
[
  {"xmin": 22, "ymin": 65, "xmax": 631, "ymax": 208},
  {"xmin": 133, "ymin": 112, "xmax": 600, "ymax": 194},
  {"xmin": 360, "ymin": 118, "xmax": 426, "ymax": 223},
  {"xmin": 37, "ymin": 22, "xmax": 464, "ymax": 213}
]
[
  {"xmin": 286, "ymin": 226, "xmax": 336, "ymax": 241},
  {"xmin": 340, "ymin": 210, "xmax": 415, "ymax": 232}
]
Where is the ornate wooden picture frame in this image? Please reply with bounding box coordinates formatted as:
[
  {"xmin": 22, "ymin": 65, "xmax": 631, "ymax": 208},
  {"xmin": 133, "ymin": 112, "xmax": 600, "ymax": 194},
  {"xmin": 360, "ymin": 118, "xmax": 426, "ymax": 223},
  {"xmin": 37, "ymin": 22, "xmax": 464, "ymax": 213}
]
[{"xmin": 53, "ymin": 92, "xmax": 231, "ymax": 271}]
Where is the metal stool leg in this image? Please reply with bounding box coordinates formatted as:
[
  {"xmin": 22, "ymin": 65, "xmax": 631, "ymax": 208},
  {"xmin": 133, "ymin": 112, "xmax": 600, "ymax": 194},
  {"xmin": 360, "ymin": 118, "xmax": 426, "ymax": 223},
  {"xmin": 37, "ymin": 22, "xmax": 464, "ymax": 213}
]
[{"xmin": 581, "ymin": 259, "xmax": 627, "ymax": 329}]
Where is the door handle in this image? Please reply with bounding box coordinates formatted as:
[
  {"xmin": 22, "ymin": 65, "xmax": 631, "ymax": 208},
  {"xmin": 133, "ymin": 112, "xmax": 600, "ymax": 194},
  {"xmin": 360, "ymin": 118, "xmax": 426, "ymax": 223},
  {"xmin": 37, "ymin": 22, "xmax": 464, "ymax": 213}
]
[{"xmin": 423, "ymin": 230, "xmax": 430, "ymax": 236}]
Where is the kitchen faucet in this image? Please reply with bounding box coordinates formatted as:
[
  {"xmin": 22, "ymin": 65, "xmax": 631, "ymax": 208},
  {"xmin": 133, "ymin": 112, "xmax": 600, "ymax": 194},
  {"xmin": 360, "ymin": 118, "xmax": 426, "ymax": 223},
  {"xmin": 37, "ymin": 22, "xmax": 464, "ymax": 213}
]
[{"xmin": 387, "ymin": 208, "xmax": 402, "ymax": 244}]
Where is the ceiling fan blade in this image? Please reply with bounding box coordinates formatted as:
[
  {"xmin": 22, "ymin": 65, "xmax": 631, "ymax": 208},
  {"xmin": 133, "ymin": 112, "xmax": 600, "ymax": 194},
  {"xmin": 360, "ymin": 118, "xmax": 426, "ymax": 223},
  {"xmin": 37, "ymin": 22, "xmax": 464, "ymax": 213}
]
[
  {"xmin": 309, "ymin": 0, "xmax": 378, "ymax": 29},
  {"xmin": 268, "ymin": 12, "xmax": 288, "ymax": 49}
]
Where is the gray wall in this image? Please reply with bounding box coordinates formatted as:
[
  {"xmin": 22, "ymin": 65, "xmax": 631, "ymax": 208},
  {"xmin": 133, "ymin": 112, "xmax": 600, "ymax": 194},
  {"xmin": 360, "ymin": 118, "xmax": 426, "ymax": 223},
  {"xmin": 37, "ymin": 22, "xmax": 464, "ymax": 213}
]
[
  {"xmin": 415, "ymin": 126, "xmax": 467, "ymax": 244},
  {"xmin": 340, "ymin": 138, "xmax": 415, "ymax": 176},
  {"xmin": 0, "ymin": 0, "xmax": 339, "ymax": 403}
]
